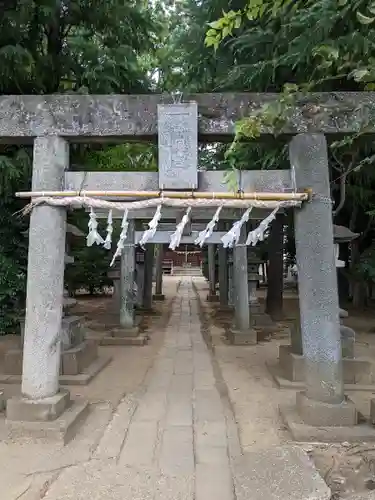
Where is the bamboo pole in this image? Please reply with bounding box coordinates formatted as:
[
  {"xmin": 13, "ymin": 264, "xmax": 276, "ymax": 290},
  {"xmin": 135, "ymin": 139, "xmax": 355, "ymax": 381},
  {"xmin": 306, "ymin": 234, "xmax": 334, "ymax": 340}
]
[{"xmin": 15, "ymin": 189, "xmax": 310, "ymax": 202}]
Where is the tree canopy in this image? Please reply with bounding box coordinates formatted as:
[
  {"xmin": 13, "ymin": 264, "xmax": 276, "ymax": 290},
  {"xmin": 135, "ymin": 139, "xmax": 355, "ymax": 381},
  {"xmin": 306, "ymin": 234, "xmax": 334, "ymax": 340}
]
[{"xmin": 2, "ymin": 0, "xmax": 375, "ymax": 333}]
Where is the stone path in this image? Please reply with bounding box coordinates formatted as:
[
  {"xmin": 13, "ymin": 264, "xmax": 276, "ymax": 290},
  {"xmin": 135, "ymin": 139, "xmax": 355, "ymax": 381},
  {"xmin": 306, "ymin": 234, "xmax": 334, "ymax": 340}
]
[{"xmin": 44, "ymin": 278, "xmax": 240, "ymax": 499}]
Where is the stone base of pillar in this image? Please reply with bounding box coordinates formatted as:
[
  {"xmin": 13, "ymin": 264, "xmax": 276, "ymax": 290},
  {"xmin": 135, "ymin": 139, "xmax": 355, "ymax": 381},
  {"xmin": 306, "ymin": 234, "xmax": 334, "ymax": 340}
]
[
  {"xmin": 207, "ymin": 294, "xmax": 219, "ymax": 302},
  {"xmin": 296, "ymin": 391, "xmax": 357, "ymax": 426},
  {"xmin": 6, "ymin": 390, "xmax": 89, "ymax": 443},
  {"xmin": 279, "ymin": 395, "xmax": 375, "ymax": 443},
  {"xmin": 279, "ymin": 391, "xmax": 375, "ymax": 442},
  {"xmin": 268, "ymin": 344, "xmax": 375, "ymax": 391},
  {"xmin": 227, "ymin": 328, "xmax": 257, "ymax": 345},
  {"xmin": 153, "ymin": 293, "xmax": 165, "ymax": 301},
  {"xmin": 216, "ymin": 305, "xmax": 233, "ymax": 313},
  {"xmin": 100, "ymin": 326, "xmax": 148, "ymax": 346}
]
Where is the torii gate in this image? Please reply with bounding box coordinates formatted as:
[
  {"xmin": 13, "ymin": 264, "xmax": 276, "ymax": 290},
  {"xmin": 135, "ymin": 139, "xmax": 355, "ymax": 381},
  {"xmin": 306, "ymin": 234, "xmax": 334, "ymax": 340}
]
[{"xmin": 2, "ymin": 92, "xmax": 373, "ymax": 442}]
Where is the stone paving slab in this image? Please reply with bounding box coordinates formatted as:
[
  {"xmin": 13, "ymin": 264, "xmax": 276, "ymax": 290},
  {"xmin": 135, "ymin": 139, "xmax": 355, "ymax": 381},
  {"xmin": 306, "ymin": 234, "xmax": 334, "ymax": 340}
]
[
  {"xmin": 232, "ymin": 445, "xmax": 331, "ymax": 500},
  {"xmin": 25, "ymin": 278, "xmax": 331, "ymax": 500}
]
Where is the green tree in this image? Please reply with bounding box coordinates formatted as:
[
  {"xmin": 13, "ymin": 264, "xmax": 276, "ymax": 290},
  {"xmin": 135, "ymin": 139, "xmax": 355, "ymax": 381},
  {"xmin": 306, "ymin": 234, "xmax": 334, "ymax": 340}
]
[{"xmin": 0, "ymin": 0, "xmax": 161, "ymax": 333}]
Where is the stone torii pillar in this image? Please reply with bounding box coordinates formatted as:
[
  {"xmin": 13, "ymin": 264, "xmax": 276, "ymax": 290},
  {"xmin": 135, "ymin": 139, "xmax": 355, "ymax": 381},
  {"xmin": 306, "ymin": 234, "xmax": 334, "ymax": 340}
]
[
  {"xmin": 228, "ymin": 226, "xmax": 257, "ymax": 345},
  {"xmin": 207, "ymin": 244, "xmax": 218, "ymax": 301},
  {"xmin": 143, "ymin": 244, "xmax": 155, "ymax": 310},
  {"xmin": 7, "ymin": 137, "xmax": 87, "ymax": 436},
  {"xmin": 283, "ymin": 133, "xmax": 356, "ymax": 429},
  {"xmin": 153, "ymin": 243, "xmax": 165, "ymax": 301},
  {"xmin": 120, "ymin": 220, "xmax": 136, "ymax": 329}
]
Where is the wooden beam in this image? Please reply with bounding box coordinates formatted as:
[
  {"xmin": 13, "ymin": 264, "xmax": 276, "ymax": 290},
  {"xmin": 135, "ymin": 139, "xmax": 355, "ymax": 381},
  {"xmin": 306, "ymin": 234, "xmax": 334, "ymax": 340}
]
[{"xmin": 0, "ymin": 92, "xmax": 373, "ymax": 141}]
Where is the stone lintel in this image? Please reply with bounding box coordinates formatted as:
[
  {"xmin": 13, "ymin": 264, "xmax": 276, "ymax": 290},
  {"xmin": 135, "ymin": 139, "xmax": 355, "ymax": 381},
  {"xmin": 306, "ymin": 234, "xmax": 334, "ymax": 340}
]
[
  {"xmin": 65, "ymin": 170, "xmax": 292, "ymax": 195},
  {"xmin": 1, "ymin": 92, "xmax": 374, "ymax": 141}
]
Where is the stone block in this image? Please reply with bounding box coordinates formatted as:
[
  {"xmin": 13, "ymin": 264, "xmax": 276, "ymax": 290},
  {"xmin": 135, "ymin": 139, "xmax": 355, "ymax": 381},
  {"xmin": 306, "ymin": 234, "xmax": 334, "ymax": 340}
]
[
  {"xmin": 61, "ymin": 315, "xmax": 84, "ymax": 350},
  {"xmin": 152, "ymin": 293, "xmax": 165, "ymax": 301},
  {"xmin": 3, "ymin": 348, "xmax": 23, "ymax": 375},
  {"xmin": 158, "ymin": 103, "xmax": 198, "ymax": 190},
  {"xmin": 250, "ymin": 312, "xmax": 274, "ymax": 328},
  {"xmin": 340, "ymin": 325, "xmax": 355, "ymax": 358},
  {"xmin": 278, "ymin": 345, "xmax": 373, "ymax": 385},
  {"xmin": 6, "ymin": 390, "xmax": 70, "ymax": 422},
  {"xmin": 207, "ymin": 294, "xmax": 220, "ymax": 302},
  {"xmin": 227, "ymin": 328, "xmax": 257, "ymax": 345},
  {"xmin": 0, "ymin": 391, "xmax": 5, "ymax": 412},
  {"xmin": 232, "ymin": 445, "xmax": 331, "ymax": 500},
  {"xmin": 6, "ymin": 400, "xmax": 89, "ymax": 444},
  {"xmin": 61, "ymin": 341, "xmax": 98, "ymax": 376},
  {"xmin": 343, "ymin": 358, "xmax": 374, "ymax": 385},
  {"xmin": 111, "ymin": 327, "xmax": 140, "ymax": 338},
  {"xmin": 370, "ymin": 399, "xmax": 375, "ymax": 425},
  {"xmin": 296, "ymin": 391, "xmax": 357, "ymax": 427},
  {"xmin": 100, "ymin": 334, "xmax": 148, "ymax": 346},
  {"xmin": 195, "ymin": 463, "xmax": 233, "ymax": 500},
  {"xmin": 279, "ymin": 404, "xmax": 375, "ymax": 442},
  {"xmin": 278, "ymin": 345, "xmax": 305, "ymax": 382}
]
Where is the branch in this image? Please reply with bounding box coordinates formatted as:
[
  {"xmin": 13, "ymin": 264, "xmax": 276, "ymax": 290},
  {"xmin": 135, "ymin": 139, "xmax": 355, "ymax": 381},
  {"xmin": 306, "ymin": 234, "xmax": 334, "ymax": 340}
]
[{"xmin": 332, "ymin": 152, "xmax": 358, "ymax": 218}]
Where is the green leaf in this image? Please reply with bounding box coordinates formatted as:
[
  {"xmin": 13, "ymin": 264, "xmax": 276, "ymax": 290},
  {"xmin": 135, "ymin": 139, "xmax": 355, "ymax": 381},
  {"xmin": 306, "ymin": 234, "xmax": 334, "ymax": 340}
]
[
  {"xmin": 350, "ymin": 68, "xmax": 370, "ymax": 81},
  {"xmin": 356, "ymin": 11, "xmax": 375, "ymax": 24},
  {"xmin": 234, "ymin": 16, "xmax": 242, "ymax": 29}
]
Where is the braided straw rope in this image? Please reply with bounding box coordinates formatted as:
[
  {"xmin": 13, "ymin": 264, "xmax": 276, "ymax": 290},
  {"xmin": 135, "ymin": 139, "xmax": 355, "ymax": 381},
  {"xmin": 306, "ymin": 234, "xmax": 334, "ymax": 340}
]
[{"xmin": 21, "ymin": 196, "xmax": 302, "ymax": 215}]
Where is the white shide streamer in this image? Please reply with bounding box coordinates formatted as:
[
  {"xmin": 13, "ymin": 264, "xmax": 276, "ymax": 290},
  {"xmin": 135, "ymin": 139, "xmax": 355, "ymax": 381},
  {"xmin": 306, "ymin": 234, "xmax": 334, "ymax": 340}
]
[
  {"xmin": 138, "ymin": 205, "xmax": 162, "ymax": 248},
  {"xmin": 221, "ymin": 208, "xmax": 253, "ymax": 248},
  {"xmin": 87, "ymin": 207, "xmax": 104, "ymax": 247},
  {"xmin": 246, "ymin": 205, "xmax": 280, "ymax": 246},
  {"xmin": 103, "ymin": 209, "xmax": 113, "ymax": 250},
  {"xmin": 194, "ymin": 206, "xmax": 223, "ymax": 247},
  {"xmin": 110, "ymin": 209, "xmax": 129, "ymax": 267},
  {"xmin": 169, "ymin": 207, "xmax": 192, "ymax": 251}
]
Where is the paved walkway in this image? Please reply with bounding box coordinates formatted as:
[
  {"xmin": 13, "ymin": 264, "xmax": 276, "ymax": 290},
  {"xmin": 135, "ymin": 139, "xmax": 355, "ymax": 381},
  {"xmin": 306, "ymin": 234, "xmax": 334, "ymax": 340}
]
[{"xmin": 45, "ymin": 278, "xmax": 240, "ymax": 499}]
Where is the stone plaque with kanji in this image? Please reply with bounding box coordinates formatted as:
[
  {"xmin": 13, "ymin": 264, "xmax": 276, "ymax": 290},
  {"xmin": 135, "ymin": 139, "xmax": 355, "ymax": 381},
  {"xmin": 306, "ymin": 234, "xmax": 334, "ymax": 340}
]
[{"xmin": 158, "ymin": 103, "xmax": 198, "ymax": 190}]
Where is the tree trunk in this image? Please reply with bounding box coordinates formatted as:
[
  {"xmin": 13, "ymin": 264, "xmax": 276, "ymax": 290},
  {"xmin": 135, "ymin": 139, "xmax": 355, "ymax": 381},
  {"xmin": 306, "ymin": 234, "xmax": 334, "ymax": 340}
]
[{"xmin": 266, "ymin": 214, "xmax": 284, "ymax": 320}]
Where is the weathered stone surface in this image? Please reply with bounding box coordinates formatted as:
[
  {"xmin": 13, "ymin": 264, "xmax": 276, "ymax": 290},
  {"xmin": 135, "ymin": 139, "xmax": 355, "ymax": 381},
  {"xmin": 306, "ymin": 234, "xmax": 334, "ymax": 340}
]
[
  {"xmin": 158, "ymin": 103, "xmax": 198, "ymax": 189},
  {"xmin": 65, "ymin": 169, "xmax": 293, "ymax": 196},
  {"xmin": 1, "ymin": 93, "xmax": 374, "ymax": 141},
  {"xmin": 292, "ymin": 134, "xmax": 343, "ymax": 405},
  {"xmin": 120, "ymin": 220, "xmax": 135, "ymax": 329},
  {"xmin": 22, "ymin": 136, "xmax": 68, "ymax": 400},
  {"xmin": 296, "ymin": 391, "xmax": 357, "ymax": 427},
  {"xmin": 232, "ymin": 445, "xmax": 331, "ymax": 500},
  {"xmin": 6, "ymin": 390, "xmax": 70, "ymax": 422}
]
